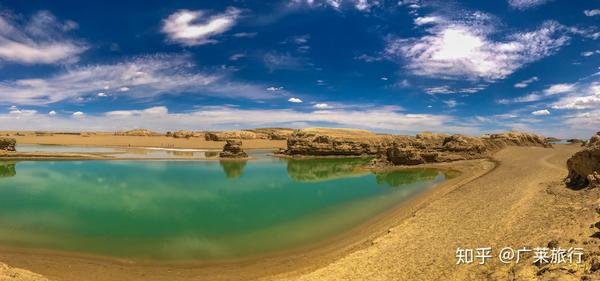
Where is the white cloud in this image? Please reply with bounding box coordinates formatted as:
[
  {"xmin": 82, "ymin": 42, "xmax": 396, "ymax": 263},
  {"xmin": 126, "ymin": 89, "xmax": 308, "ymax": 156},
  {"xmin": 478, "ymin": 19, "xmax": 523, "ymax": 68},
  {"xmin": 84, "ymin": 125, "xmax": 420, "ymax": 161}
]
[
  {"xmin": 0, "ymin": 10, "xmax": 86, "ymax": 64},
  {"xmin": 48, "ymin": 110, "xmax": 57, "ymax": 116},
  {"xmin": 507, "ymin": 0, "xmax": 550, "ymax": 10},
  {"xmin": 72, "ymin": 111, "xmax": 84, "ymax": 117},
  {"xmin": 424, "ymin": 86, "xmax": 453, "ymax": 94},
  {"xmin": 232, "ymin": 32, "xmax": 257, "ymax": 38},
  {"xmin": 314, "ymin": 103, "xmax": 331, "ymax": 109},
  {"xmin": 543, "ymin": 83, "xmax": 574, "ymax": 95},
  {"xmin": 443, "ymin": 99, "xmax": 459, "ymax": 108},
  {"xmin": 581, "ymin": 50, "xmax": 600, "ymax": 57},
  {"xmin": 514, "ymin": 76, "xmax": 539, "ymax": 88},
  {"xmin": 551, "ymin": 82, "xmax": 600, "ymax": 110},
  {"xmin": 266, "ymin": 86, "xmax": 284, "ymax": 92},
  {"xmin": 531, "ymin": 109, "xmax": 550, "ymax": 116},
  {"xmin": 290, "ymin": 0, "xmax": 380, "ymax": 12},
  {"xmin": 380, "ymin": 77, "xmax": 389, "ymax": 81},
  {"xmin": 497, "ymin": 92, "xmax": 543, "ymax": 104},
  {"xmin": 386, "ymin": 16, "xmax": 569, "ymax": 81},
  {"xmin": 0, "ymin": 106, "xmax": 481, "ymax": 135},
  {"xmin": 584, "ymin": 10, "xmax": 600, "ymax": 17},
  {"xmin": 0, "ymin": 54, "xmax": 275, "ymax": 105},
  {"xmin": 414, "ymin": 16, "xmax": 440, "ymax": 26},
  {"xmin": 229, "ymin": 53, "xmax": 245, "ymax": 61},
  {"xmin": 288, "ymin": 97, "xmax": 303, "ymax": 103},
  {"xmin": 161, "ymin": 8, "xmax": 241, "ymax": 46},
  {"xmin": 97, "ymin": 92, "xmax": 107, "ymax": 97}
]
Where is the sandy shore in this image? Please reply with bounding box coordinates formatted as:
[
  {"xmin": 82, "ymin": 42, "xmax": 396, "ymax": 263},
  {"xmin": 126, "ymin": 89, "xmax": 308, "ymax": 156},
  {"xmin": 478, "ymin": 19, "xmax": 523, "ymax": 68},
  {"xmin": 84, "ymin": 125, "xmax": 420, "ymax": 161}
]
[{"xmin": 1, "ymin": 144, "xmax": 595, "ymax": 280}]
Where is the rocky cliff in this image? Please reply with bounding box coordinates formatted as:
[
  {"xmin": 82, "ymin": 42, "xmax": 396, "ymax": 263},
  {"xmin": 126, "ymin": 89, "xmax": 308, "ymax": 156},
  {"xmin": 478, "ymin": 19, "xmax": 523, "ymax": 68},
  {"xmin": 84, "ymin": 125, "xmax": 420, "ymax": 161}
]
[
  {"xmin": 566, "ymin": 132, "xmax": 600, "ymax": 188},
  {"xmin": 281, "ymin": 128, "xmax": 551, "ymax": 166}
]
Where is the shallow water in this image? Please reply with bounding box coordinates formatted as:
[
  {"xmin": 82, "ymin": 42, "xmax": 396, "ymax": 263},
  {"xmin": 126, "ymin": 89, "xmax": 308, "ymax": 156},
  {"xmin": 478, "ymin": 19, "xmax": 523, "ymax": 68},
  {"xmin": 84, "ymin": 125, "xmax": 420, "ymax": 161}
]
[
  {"xmin": 16, "ymin": 144, "xmax": 218, "ymax": 159},
  {"xmin": 0, "ymin": 156, "xmax": 444, "ymax": 261}
]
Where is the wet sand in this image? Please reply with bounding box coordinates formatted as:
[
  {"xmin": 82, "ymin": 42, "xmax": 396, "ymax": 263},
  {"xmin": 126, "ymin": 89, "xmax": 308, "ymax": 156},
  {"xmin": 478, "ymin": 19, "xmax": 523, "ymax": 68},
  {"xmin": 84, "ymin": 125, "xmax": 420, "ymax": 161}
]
[{"xmin": 1, "ymin": 144, "xmax": 594, "ymax": 281}]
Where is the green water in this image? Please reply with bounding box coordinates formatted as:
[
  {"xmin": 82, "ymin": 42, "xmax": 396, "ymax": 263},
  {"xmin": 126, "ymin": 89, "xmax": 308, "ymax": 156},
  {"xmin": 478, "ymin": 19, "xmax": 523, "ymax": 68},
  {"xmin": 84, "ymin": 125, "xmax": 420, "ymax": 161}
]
[{"xmin": 0, "ymin": 156, "xmax": 444, "ymax": 261}]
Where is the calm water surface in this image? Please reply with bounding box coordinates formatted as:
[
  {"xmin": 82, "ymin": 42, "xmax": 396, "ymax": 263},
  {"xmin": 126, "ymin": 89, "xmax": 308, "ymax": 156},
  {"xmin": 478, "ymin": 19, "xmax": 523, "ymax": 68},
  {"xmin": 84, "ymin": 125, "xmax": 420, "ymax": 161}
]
[{"xmin": 0, "ymin": 155, "xmax": 445, "ymax": 261}]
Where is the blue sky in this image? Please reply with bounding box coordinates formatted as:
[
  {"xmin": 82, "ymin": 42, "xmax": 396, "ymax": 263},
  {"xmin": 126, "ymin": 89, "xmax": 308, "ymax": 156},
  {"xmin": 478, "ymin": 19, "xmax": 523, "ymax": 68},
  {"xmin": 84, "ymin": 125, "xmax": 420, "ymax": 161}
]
[{"xmin": 0, "ymin": 0, "xmax": 598, "ymax": 138}]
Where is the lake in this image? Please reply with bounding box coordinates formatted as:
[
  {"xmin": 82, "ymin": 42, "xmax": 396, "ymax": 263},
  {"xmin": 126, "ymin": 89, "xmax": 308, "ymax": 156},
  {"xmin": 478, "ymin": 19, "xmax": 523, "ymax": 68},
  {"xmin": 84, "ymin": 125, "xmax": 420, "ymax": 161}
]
[{"xmin": 0, "ymin": 154, "xmax": 445, "ymax": 261}]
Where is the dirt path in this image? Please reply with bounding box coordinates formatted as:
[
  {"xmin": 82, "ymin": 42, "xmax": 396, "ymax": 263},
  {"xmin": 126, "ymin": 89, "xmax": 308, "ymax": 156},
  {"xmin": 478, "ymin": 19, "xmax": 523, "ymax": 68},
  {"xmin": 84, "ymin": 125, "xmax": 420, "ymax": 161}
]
[{"xmin": 276, "ymin": 145, "xmax": 593, "ymax": 281}]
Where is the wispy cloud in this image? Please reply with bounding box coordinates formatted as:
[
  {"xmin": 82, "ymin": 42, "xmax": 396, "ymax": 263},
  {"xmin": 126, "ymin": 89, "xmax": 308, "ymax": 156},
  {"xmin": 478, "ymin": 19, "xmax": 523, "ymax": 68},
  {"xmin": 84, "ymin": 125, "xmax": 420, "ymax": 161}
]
[
  {"xmin": 514, "ymin": 76, "xmax": 539, "ymax": 88},
  {"xmin": 507, "ymin": 0, "xmax": 550, "ymax": 10},
  {"xmin": 543, "ymin": 83, "xmax": 574, "ymax": 95},
  {"xmin": 531, "ymin": 109, "xmax": 550, "ymax": 116},
  {"xmin": 0, "ymin": 105, "xmax": 476, "ymax": 135},
  {"xmin": 551, "ymin": 82, "xmax": 600, "ymax": 109},
  {"xmin": 584, "ymin": 10, "xmax": 600, "ymax": 17},
  {"xmin": 0, "ymin": 10, "xmax": 86, "ymax": 64},
  {"xmin": 161, "ymin": 8, "xmax": 241, "ymax": 46},
  {"xmin": 0, "ymin": 54, "xmax": 276, "ymax": 105}
]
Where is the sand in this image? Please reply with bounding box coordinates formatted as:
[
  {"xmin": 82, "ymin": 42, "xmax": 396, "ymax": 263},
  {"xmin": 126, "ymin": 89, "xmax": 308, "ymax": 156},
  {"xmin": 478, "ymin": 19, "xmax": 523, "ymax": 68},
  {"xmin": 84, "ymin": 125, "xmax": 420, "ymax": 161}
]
[
  {"xmin": 4, "ymin": 132, "xmax": 287, "ymax": 150},
  {"xmin": 1, "ymin": 144, "xmax": 596, "ymax": 281}
]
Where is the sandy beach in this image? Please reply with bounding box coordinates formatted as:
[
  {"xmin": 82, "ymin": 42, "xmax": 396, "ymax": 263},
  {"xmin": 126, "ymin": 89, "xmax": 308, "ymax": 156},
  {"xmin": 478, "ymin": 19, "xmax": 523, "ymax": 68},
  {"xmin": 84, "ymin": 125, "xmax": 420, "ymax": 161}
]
[{"xmin": 1, "ymin": 142, "xmax": 595, "ymax": 280}]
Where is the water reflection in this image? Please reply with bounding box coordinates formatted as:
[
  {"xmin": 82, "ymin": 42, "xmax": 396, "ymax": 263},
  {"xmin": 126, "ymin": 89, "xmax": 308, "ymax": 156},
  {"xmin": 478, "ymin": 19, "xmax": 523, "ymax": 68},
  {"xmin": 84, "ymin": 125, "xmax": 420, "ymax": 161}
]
[
  {"xmin": 374, "ymin": 168, "xmax": 440, "ymax": 187},
  {"xmin": 220, "ymin": 160, "xmax": 247, "ymax": 179},
  {"xmin": 0, "ymin": 162, "xmax": 16, "ymax": 178},
  {"xmin": 286, "ymin": 158, "xmax": 371, "ymax": 182}
]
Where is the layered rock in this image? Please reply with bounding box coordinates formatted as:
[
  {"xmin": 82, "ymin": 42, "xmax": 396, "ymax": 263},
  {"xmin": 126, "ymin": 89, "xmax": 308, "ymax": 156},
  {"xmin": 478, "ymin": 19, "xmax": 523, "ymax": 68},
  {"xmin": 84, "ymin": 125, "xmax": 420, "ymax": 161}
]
[
  {"xmin": 114, "ymin": 129, "xmax": 161, "ymax": 136},
  {"xmin": 205, "ymin": 130, "xmax": 258, "ymax": 141},
  {"xmin": 0, "ymin": 138, "xmax": 16, "ymax": 151},
  {"xmin": 166, "ymin": 130, "xmax": 203, "ymax": 138},
  {"xmin": 566, "ymin": 132, "xmax": 600, "ymax": 188},
  {"xmin": 219, "ymin": 140, "xmax": 249, "ymax": 158},
  {"xmin": 249, "ymin": 128, "xmax": 294, "ymax": 140},
  {"xmin": 284, "ymin": 128, "xmax": 388, "ymax": 156},
  {"xmin": 281, "ymin": 128, "xmax": 552, "ymax": 166}
]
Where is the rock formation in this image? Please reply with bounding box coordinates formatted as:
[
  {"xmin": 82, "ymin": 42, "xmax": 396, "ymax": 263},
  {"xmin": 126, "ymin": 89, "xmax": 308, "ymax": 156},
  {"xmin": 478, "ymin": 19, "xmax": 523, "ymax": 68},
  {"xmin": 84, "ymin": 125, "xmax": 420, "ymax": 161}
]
[
  {"xmin": 219, "ymin": 140, "xmax": 249, "ymax": 158},
  {"xmin": 205, "ymin": 130, "xmax": 258, "ymax": 141},
  {"xmin": 166, "ymin": 130, "xmax": 203, "ymax": 138},
  {"xmin": 114, "ymin": 129, "xmax": 161, "ymax": 136},
  {"xmin": 566, "ymin": 132, "xmax": 600, "ymax": 188},
  {"xmin": 0, "ymin": 137, "xmax": 16, "ymax": 151},
  {"xmin": 281, "ymin": 128, "xmax": 552, "ymax": 166}
]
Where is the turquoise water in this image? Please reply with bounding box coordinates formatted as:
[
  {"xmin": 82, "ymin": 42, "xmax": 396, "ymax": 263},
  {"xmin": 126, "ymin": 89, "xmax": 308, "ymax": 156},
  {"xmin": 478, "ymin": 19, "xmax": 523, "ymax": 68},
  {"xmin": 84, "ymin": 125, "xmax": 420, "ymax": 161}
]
[{"xmin": 0, "ymin": 157, "xmax": 444, "ymax": 261}]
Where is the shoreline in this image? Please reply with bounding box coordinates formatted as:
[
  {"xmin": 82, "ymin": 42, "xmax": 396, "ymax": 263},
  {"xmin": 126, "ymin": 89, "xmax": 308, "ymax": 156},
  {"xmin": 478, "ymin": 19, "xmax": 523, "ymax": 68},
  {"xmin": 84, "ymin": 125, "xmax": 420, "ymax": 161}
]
[{"xmin": 0, "ymin": 154, "xmax": 496, "ymax": 281}]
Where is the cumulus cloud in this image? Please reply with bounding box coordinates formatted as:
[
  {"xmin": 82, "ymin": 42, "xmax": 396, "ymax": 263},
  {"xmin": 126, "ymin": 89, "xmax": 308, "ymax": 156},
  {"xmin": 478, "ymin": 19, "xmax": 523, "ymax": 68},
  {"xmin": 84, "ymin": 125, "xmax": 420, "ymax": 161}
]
[
  {"xmin": 584, "ymin": 10, "xmax": 600, "ymax": 17},
  {"xmin": 414, "ymin": 16, "xmax": 440, "ymax": 26},
  {"xmin": 531, "ymin": 109, "xmax": 550, "ymax": 115},
  {"xmin": 161, "ymin": 8, "xmax": 241, "ymax": 46},
  {"xmin": 0, "ymin": 10, "xmax": 86, "ymax": 64},
  {"xmin": 514, "ymin": 76, "xmax": 539, "ymax": 88},
  {"xmin": 48, "ymin": 110, "xmax": 57, "ymax": 116},
  {"xmin": 507, "ymin": 0, "xmax": 550, "ymax": 10},
  {"xmin": 386, "ymin": 13, "xmax": 569, "ymax": 81},
  {"xmin": 72, "ymin": 111, "xmax": 84, "ymax": 117},
  {"xmin": 288, "ymin": 97, "xmax": 303, "ymax": 103},
  {"xmin": 0, "ymin": 54, "xmax": 276, "ymax": 105},
  {"xmin": 97, "ymin": 92, "xmax": 107, "ymax": 97},
  {"xmin": 543, "ymin": 83, "xmax": 574, "ymax": 95}
]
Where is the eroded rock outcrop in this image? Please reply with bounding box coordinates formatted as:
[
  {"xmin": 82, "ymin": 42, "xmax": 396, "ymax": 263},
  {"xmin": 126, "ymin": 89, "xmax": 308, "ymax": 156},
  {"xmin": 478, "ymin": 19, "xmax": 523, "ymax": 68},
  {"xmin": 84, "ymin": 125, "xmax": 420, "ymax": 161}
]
[
  {"xmin": 0, "ymin": 138, "xmax": 16, "ymax": 151},
  {"xmin": 281, "ymin": 128, "xmax": 551, "ymax": 166},
  {"xmin": 166, "ymin": 130, "xmax": 203, "ymax": 138},
  {"xmin": 114, "ymin": 129, "xmax": 161, "ymax": 136},
  {"xmin": 566, "ymin": 132, "xmax": 600, "ymax": 188},
  {"xmin": 219, "ymin": 140, "xmax": 249, "ymax": 158},
  {"xmin": 205, "ymin": 131, "xmax": 258, "ymax": 141}
]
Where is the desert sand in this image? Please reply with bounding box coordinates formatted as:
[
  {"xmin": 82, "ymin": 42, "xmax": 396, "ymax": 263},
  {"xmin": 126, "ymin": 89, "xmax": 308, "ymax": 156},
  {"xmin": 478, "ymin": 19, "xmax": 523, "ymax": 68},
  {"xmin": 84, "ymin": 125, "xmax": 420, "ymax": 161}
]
[
  {"xmin": 1, "ymin": 131, "xmax": 286, "ymax": 150},
  {"xmin": 1, "ymin": 143, "xmax": 596, "ymax": 280}
]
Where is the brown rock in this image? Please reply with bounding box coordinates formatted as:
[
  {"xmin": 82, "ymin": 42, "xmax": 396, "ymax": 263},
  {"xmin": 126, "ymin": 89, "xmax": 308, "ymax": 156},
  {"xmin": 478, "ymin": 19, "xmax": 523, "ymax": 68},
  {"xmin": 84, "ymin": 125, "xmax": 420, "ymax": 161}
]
[
  {"xmin": 114, "ymin": 129, "xmax": 161, "ymax": 136},
  {"xmin": 0, "ymin": 137, "xmax": 16, "ymax": 151},
  {"xmin": 219, "ymin": 140, "xmax": 248, "ymax": 158},
  {"xmin": 205, "ymin": 131, "xmax": 258, "ymax": 141},
  {"xmin": 566, "ymin": 132, "xmax": 600, "ymax": 188}
]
